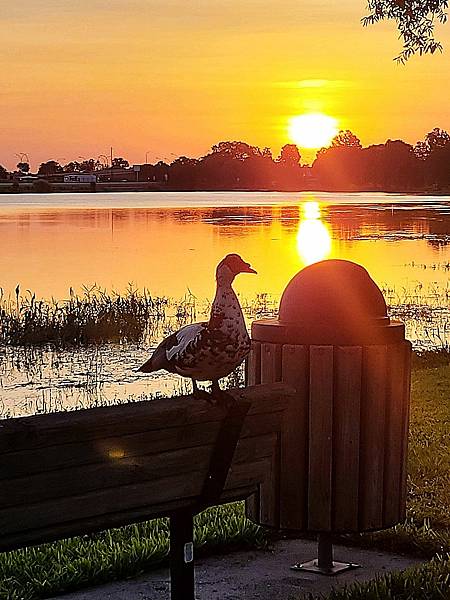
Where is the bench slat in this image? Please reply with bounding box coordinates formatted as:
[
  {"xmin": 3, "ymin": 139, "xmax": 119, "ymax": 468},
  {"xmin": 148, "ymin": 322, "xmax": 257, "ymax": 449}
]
[{"xmin": 0, "ymin": 384, "xmax": 290, "ymax": 453}]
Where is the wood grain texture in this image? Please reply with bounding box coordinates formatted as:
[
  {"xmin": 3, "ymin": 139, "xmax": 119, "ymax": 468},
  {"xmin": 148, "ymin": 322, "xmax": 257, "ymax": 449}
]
[
  {"xmin": 279, "ymin": 344, "xmax": 309, "ymax": 530},
  {"xmin": 247, "ymin": 341, "xmax": 261, "ymax": 385},
  {"xmin": 359, "ymin": 345, "xmax": 388, "ymax": 530},
  {"xmin": 0, "ymin": 384, "xmax": 296, "ymax": 553},
  {"xmin": 308, "ymin": 346, "xmax": 334, "ymax": 531},
  {"xmin": 383, "ymin": 343, "xmax": 408, "ymax": 525},
  {"xmin": 399, "ymin": 341, "xmax": 412, "ymax": 520},
  {"xmin": 260, "ymin": 343, "xmax": 282, "ymax": 384},
  {"xmin": 333, "ymin": 346, "xmax": 362, "ymax": 531}
]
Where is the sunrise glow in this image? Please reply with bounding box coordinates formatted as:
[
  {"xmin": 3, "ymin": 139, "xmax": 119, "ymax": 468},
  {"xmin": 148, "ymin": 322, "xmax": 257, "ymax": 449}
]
[{"xmin": 289, "ymin": 114, "xmax": 339, "ymax": 149}]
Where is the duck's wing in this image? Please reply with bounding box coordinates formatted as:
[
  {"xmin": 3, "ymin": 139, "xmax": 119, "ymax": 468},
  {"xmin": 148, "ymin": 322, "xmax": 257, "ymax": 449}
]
[{"xmin": 138, "ymin": 322, "xmax": 207, "ymax": 373}]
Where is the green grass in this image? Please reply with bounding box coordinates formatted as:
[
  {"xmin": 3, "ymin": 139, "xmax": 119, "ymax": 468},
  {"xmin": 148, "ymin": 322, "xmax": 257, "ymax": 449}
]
[
  {"xmin": 0, "ymin": 504, "xmax": 264, "ymax": 600},
  {"xmin": 302, "ymin": 554, "xmax": 450, "ymax": 600},
  {"xmin": 0, "ymin": 354, "xmax": 448, "ymax": 599}
]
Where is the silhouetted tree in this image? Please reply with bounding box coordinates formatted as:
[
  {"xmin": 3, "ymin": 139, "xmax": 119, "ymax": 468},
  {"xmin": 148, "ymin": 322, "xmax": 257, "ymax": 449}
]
[
  {"xmin": 0, "ymin": 165, "xmax": 8, "ymax": 180},
  {"xmin": 313, "ymin": 131, "xmax": 363, "ymax": 189},
  {"xmin": 278, "ymin": 144, "xmax": 301, "ymax": 165},
  {"xmin": 111, "ymin": 157, "xmax": 130, "ymax": 169},
  {"xmin": 169, "ymin": 156, "xmax": 199, "ymax": 189},
  {"xmin": 363, "ymin": 1, "xmax": 448, "ymax": 62},
  {"xmin": 63, "ymin": 161, "xmax": 82, "ymax": 172},
  {"xmin": 77, "ymin": 158, "xmax": 103, "ymax": 172},
  {"xmin": 414, "ymin": 140, "xmax": 429, "ymax": 161},
  {"xmin": 211, "ymin": 141, "xmax": 266, "ymax": 160},
  {"xmin": 331, "ymin": 130, "xmax": 362, "ymax": 149},
  {"xmin": 16, "ymin": 162, "xmax": 30, "ymax": 173},
  {"xmin": 38, "ymin": 160, "xmax": 63, "ymax": 176},
  {"xmin": 425, "ymin": 127, "xmax": 450, "ymax": 151}
]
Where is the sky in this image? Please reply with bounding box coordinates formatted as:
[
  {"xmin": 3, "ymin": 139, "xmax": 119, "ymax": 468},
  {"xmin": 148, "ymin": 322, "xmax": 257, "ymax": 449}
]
[{"xmin": 2, "ymin": 0, "xmax": 450, "ymax": 169}]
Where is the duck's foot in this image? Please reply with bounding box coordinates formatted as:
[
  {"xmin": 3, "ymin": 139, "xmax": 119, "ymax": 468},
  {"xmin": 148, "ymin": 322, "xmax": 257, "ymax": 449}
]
[
  {"xmin": 192, "ymin": 380, "xmax": 215, "ymax": 404},
  {"xmin": 211, "ymin": 381, "xmax": 236, "ymax": 409}
]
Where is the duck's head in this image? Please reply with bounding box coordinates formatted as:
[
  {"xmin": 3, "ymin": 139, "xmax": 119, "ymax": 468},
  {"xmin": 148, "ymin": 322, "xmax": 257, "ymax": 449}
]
[{"xmin": 216, "ymin": 254, "xmax": 257, "ymax": 285}]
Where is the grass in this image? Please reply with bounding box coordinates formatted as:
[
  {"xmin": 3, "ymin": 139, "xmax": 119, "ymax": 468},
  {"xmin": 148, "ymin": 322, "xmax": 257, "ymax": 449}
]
[
  {"xmin": 0, "ymin": 353, "xmax": 448, "ymax": 599},
  {"xmin": 0, "ymin": 504, "xmax": 264, "ymax": 600},
  {"xmin": 302, "ymin": 554, "xmax": 450, "ymax": 600},
  {"xmin": 0, "ymin": 285, "xmax": 197, "ymax": 345},
  {"xmin": 1, "ymin": 283, "xmax": 449, "ymax": 349}
]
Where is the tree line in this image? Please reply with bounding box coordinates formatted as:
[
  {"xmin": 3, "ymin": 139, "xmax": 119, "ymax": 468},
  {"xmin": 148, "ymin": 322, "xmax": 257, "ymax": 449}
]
[{"xmin": 1, "ymin": 128, "xmax": 449, "ymax": 192}]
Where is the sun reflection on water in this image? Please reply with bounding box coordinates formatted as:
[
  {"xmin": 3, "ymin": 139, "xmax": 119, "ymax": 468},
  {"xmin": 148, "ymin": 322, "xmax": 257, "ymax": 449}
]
[{"xmin": 296, "ymin": 200, "xmax": 332, "ymax": 265}]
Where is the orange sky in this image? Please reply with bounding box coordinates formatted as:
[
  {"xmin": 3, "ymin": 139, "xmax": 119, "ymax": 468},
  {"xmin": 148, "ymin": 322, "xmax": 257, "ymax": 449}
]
[{"xmin": 2, "ymin": 1, "xmax": 450, "ymax": 169}]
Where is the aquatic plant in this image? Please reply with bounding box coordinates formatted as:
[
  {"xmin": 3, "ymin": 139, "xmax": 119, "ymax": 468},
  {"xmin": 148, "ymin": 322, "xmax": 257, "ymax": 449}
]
[{"xmin": 0, "ymin": 285, "xmax": 198, "ymax": 346}]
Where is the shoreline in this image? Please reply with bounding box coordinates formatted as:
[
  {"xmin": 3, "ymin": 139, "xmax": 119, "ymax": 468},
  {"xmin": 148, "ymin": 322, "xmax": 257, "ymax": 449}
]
[{"xmin": 1, "ymin": 181, "xmax": 450, "ymax": 196}]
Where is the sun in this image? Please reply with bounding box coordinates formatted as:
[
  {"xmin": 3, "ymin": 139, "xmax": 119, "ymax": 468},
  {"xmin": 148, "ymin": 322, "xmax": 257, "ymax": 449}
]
[{"xmin": 288, "ymin": 113, "xmax": 339, "ymax": 149}]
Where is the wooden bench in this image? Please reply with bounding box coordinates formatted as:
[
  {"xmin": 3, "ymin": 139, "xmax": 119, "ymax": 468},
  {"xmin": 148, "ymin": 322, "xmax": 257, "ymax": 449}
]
[{"xmin": 0, "ymin": 383, "xmax": 295, "ymax": 600}]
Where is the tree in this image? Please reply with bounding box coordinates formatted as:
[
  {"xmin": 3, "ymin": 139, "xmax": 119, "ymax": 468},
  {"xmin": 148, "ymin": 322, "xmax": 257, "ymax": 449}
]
[
  {"xmin": 111, "ymin": 157, "xmax": 130, "ymax": 169},
  {"xmin": 331, "ymin": 130, "xmax": 362, "ymax": 149},
  {"xmin": 0, "ymin": 165, "xmax": 8, "ymax": 180},
  {"xmin": 414, "ymin": 128, "xmax": 450, "ymax": 159},
  {"xmin": 16, "ymin": 162, "xmax": 30, "ymax": 173},
  {"xmin": 363, "ymin": 1, "xmax": 448, "ymax": 62},
  {"xmin": 425, "ymin": 127, "xmax": 450, "ymax": 151},
  {"xmin": 278, "ymin": 144, "xmax": 301, "ymax": 165},
  {"xmin": 211, "ymin": 141, "xmax": 265, "ymax": 160},
  {"xmin": 63, "ymin": 161, "xmax": 82, "ymax": 173},
  {"xmin": 38, "ymin": 160, "xmax": 63, "ymax": 176},
  {"xmin": 77, "ymin": 158, "xmax": 103, "ymax": 172}
]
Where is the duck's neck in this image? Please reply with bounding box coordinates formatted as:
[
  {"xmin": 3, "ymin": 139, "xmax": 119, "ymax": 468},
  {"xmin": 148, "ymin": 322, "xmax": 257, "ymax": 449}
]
[{"xmin": 209, "ymin": 280, "xmax": 244, "ymax": 331}]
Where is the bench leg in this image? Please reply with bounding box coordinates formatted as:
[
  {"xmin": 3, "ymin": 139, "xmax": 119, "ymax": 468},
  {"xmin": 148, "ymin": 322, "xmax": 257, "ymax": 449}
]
[{"xmin": 170, "ymin": 509, "xmax": 195, "ymax": 600}]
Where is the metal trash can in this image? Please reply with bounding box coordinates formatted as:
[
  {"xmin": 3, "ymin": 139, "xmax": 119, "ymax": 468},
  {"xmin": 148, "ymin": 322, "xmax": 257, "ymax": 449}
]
[{"xmin": 246, "ymin": 259, "xmax": 411, "ymax": 572}]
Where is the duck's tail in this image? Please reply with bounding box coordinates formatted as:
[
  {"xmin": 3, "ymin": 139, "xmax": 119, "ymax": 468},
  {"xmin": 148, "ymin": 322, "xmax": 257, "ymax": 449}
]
[{"xmin": 137, "ymin": 356, "xmax": 156, "ymax": 373}]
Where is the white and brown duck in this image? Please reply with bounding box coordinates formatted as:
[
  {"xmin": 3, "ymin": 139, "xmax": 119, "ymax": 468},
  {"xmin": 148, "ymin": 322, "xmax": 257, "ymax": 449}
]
[{"xmin": 138, "ymin": 254, "xmax": 256, "ymax": 401}]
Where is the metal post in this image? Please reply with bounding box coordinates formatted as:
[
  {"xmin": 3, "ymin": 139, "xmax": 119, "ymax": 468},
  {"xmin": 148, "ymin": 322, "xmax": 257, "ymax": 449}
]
[
  {"xmin": 317, "ymin": 532, "xmax": 333, "ymax": 571},
  {"xmin": 170, "ymin": 509, "xmax": 195, "ymax": 600},
  {"xmin": 290, "ymin": 532, "xmax": 360, "ymax": 575}
]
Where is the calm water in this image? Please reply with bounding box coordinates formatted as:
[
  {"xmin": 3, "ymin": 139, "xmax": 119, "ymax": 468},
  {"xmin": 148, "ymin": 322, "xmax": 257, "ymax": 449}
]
[{"xmin": 1, "ymin": 191, "xmax": 449, "ymax": 417}]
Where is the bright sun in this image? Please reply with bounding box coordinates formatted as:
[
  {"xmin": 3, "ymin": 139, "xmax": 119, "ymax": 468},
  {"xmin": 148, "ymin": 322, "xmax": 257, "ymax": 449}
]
[{"xmin": 289, "ymin": 113, "xmax": 339, "ymax": 149}]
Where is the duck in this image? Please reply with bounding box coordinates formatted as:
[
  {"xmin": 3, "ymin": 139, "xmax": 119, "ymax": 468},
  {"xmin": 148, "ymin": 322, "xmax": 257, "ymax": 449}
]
[{"xmin": 138, "ymin": 254, "xmax": 256, "ymax": 401}]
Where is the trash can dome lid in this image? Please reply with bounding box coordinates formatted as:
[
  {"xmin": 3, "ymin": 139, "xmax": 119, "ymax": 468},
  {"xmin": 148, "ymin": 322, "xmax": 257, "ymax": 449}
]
[{"xmin": 279, "ymin": 259, "xmax": 387, "ymax": 326}]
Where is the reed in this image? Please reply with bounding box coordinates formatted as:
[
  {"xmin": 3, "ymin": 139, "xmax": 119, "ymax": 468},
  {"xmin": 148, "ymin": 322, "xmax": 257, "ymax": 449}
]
[
  {"xmin": 0, "ymin": 285, "xmax": 197, "ymax": 346},
  {"xmin": 1, "ymin": 282, "xmax": 449, "ymax": 348}
]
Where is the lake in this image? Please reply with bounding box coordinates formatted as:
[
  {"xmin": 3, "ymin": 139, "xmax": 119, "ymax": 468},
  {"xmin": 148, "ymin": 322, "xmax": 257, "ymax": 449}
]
[{"xmin": 1, "ymin": 191, "xmax": 449, "ymax": 418}]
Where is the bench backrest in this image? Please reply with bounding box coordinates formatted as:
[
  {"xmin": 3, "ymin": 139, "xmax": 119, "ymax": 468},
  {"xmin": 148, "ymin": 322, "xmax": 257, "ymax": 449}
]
[{"xmin": 0, "ymin": 383, "xmax": 294, "ymax": 552}]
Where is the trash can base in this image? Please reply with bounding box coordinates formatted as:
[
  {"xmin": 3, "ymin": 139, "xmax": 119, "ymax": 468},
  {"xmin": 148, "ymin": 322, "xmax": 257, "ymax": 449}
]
[{"xmin": 290, "ymin": 560, "xmax": 361, "ymax": 576}]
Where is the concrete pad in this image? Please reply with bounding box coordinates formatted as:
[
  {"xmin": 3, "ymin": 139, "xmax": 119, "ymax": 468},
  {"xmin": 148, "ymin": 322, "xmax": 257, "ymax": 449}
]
[{"xmin": 51, "ymin": 538, "xmax": 424, "ymax": 600}]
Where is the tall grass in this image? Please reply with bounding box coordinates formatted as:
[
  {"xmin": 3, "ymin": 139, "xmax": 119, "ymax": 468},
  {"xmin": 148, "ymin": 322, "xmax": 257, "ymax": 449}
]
[
  {"xmin": 0, "ymin": 286, "xmax": 197, "ymax": 346},
  {"xmin": 1, "ymin": 280, "xmax": 449, "ymax": 348}
]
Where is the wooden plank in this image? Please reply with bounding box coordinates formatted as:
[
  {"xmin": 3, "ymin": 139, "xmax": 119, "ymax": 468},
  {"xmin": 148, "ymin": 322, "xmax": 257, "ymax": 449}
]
[
  {"xmin": 308, "ymin": 346, "xmax": 334, "ymax": 531},
  {"xmin": 0, "ymin": 483, "xmax": 260, "ymax": 554},
  {"xmin": 0, "ymin": 383, "xmax": 292, "ymax": 454},
  {"xmin": 0, "ymin": 455, "xmax": 272, "ymax": 537},
  {"xmin": 332, "ymin": 346, "xmax": 362, "ymax": 531},
  {"xmin": 260, "ymin": 343, "xmax": 282, "ymax": 384},
  {"xmin": 0, "ymin": 469, "xmax": 206, "ymax": 536},
  {"xmin": 279, "ymin": 344, "xmax": 309, "ymax": 530},
  {"xmin": 245, "ymin": 490, "xmax": 260, "ymax": 523},
  {"xmin": 1, "ymin": 411, "xmax": 284, "ymax": 480},
  {"xmin": 383, "ymin": 343, "xmax": 409, "ymax": 526},
  {"xmin": 247, "ymin": 342, "xmax": 261, "ymax": 386},
  {"xmin": 258, "ymin": 435, "xmax": 280, "ymax": 528},
  {"xmin": 359, "ymin": 345, "xmax": 388, "ymax": 530},
  {"xmin": 399, "ymin": 341, "xmax": 412, "ymax": 521},
  {"xmin": 2, "ymin": 434, "xmax": 277, "ymax": 510}
]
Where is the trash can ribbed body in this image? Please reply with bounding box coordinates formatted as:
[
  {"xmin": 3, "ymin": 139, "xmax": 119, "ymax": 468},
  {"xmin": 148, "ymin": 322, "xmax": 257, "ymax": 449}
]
[{"xmin": 246, "ymin": 260, "xmax": 411, "ymax": 534}]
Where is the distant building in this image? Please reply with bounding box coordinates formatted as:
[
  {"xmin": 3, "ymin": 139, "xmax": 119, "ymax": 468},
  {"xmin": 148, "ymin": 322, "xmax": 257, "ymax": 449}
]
[{"xmin": 63, "ymin": 173, "xmax": 97, "ymax": 183}]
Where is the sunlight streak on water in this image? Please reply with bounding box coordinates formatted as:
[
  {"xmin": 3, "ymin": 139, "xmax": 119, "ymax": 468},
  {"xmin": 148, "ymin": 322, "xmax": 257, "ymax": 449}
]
[{"xmin": 296, "ymin": 201, "xmax": 332, "ymax": 265}]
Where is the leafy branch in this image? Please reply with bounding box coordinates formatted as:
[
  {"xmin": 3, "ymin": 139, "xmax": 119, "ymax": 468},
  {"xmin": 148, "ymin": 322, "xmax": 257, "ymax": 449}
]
[{"xmin": 363, "ymin": 0, "xmax": 448, "ymax": 62}]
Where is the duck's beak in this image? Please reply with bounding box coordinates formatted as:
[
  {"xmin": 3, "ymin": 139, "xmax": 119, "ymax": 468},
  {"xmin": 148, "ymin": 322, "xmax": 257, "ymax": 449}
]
[{"xmin": 241, "ymin": 263, "xmax": 257, "ymax": 274}]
